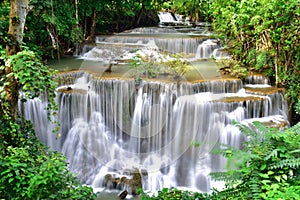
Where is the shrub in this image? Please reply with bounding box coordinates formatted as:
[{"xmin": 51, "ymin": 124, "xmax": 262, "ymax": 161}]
[
  {"xmin": 139, "ymin": 187, "xmax": 209, "ymax": 200},
  {"xmin": 210, "ymin": 121, "xmax": 300, "ymax": 200},
  {"xmin": 0, "ymin": 117, "xmax": 96, "ymax": 200}
]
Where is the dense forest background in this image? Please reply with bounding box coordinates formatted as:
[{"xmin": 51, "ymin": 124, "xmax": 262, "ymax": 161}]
[{"xmin": 0, "ymin": 0, "xmax": 299, "ymax": 199}]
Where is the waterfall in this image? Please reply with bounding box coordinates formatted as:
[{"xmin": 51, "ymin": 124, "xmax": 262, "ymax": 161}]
[
  {"xmin": 80, "ymin": 27, "xmax": 217, "ymax": 60},
  {"xmin": 21, "ymin": 25, "xmax": 289, "ymax": 194},
  {"xmin": 244, "ymin": 74, "xmax": 269, "ymax": 84},
  {"xmin": 158, "ymin": 12, "xmax": 179, "ymax": 24},
  {"xmin": 195, "ymin": 39, "xmax": 219, "ymax": 59},
  {"xmin": 21, "ymin": 70, "xmax": 288, "ymax": 192}
]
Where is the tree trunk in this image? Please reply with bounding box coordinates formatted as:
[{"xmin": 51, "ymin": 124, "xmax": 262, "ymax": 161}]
[
  {"xmin": 75, "ymin": 0, "xmax": 79, "ymax": 28},
  {"xmin": 275, "ymin": 46, "xmax": 279, "ymax": 87},
  {"xmin": 4, "ymin": 0, "xmax": 28, "ymax": 119},
  {"xmin": 136, "ymin": 7, "xmax": 144, "ymax": 26},
  {"xmin": 84, "ymin": 9, "xmax": 87, "ymax": 39},
  {"xmin": 89, "ymin": 7, "xmax": 96, "ymax": 43},
  {"xmin": 6, "ymin": 0, "xmax": 27, "ymax": 56}
]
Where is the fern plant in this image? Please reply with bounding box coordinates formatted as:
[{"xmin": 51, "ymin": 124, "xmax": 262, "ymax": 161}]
[{"xmin": 210, "ymin": 121, "xmax": 300, "ymax": 200}]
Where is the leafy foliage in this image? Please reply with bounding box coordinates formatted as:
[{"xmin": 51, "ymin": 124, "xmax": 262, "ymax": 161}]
[
  {"xmin": 130, "ymin": 52, "xmax": 162, "ymax": 84},
  {"xmin": 139, "ymin": 187, "xmax": 210, "ymax": 200},
  {"xmin": 129, "ymin": 51, "xmax": 191, "ymax": 84},
  {"xmin": 210, "ymin": 121, "xmax": 300, "ymax": 200},
  {"xmin": 0, "ymin": 0, "xmax": 9, "ymax": 46},
  {"xmin": 141, "ymin": 122, "xmax": 300, "ymax": 200},
  {"xmin": 219, "ymin": 59, "xmax": 249, "ymax": 78},
  {"xmin": 210, "ymin": 0, "xmax": 300, "ymax": 116},
  {"xmin": 0, "ymin": 45, "xmax": 95, "ymax": 199},
  {"xmin": 162, "ymin": 54, "xmax": 191, "ymax": 79},
  {"xmin": 24, "ymin": 0, "xmax": 83, "ymax": 57},
  {"xmin": 172, "ymin": 0, "xmax": 212, "ymax": 22},
  {"xmin": 0, "ymin": 117, "xmax": 96, "ymax": 200},
  {"xmin": 0, "ymin": 48, "xmax": 58, "ymax": 119}
]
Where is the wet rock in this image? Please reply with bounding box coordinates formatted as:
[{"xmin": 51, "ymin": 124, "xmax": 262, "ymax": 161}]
[
  {"xmin": 137, "ymin": 10, "xmax": 159, "ymax": 27},
  {"xmin": 103, "ymin": 174, "xmax": 113, "ymax": 189},
  {"xmin": 103, "ymin": 168, "xmax": 145, "ymax": 195},
  {"xmin": 118, "ymin": 190, "xmax": 128, "ymax": 199},
  {"xmin": 129, "ymin": 168, "xmax": 143, "ymax": 195}
]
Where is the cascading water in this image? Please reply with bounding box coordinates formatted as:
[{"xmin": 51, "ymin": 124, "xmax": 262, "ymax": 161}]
[
  {"xmin": 79, "ymin": 25, "xmax": 217, "ymax": 61},
  {"xmin": 158, "ymin": 12, "xmax": 181, "ymax": 24},
  {"xmin": 195, "ymin": 39, "xmax": 219, "ymax": 59},
  {"xmin": 21, "ymin": 23, "xmax": 289, "ymax": 196}
]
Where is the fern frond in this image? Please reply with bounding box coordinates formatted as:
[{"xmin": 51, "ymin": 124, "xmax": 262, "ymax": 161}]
[
  {"xmin": 226, "ymin": 151, "xmax": 262, "ymax": 170},
  {"xmin": 289, "ymin": 122, "xmax": 300, "ymax": 133},
  {"xmin": 249, "ymin": 172, "xmax": 261, "ymax": 200},
  {"xmin": 212, "ymin": 184, "xmax": 250, "ymax": 200},
  {"xmin": 269, "ymin": 158, "xmax": 300, "ymax": 170},
  {"xmin": 264, "ymin": 149, "xmax": 279, "ymax": 161},
  {"xmin": 252, "ymin": 121, "xmax": 273, "ymax": 134},
  {"xmin": 232, "ymin": 120, "xmax": 257, "ymax": 137},
  {"xmin": 290, "ymin": 149, "xmax": 300, "ymax": 154},
  {"xmin": 210, "ymin": 171, "xmax": 242, "ymax": 182}
]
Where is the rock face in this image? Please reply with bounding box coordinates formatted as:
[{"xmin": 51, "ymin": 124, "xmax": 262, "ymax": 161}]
[
  {"xmin": 103, "ymin": 168, "xmax": 144, "ymax": 195},
  {"xmin": 118, "ymin": 190, "xmax": 128, "ymax": 199},
  {"xmin": 129, "ymin": 168, "xmax": 143, "ymax": 195},
  {"xmin": 137, "ymin": 10, "xmax": 160, "ymax": 27}
]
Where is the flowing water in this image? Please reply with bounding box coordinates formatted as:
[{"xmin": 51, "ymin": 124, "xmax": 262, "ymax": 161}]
[{"xmin": 23, "ymin": 15, "xmax": 288, "ymax": 198}]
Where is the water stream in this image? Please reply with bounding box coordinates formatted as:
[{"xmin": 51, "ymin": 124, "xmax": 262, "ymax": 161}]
[{"xmin": 23, "ymin": 17, "xmax": 288, "ymax": 198}]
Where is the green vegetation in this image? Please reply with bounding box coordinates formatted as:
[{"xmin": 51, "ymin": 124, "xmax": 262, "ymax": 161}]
[
  {"xmin": 130, "ymin": 51, "xmax": 191, "ymax": 84},
  {"xmin": 139, "ymin": 187, "xmax": 210, "ymax": 199},
  {"xmin": 172, "ymin": 0, "xmax": 212, "ymax": 22},
  {"xmin": 0, "ymin": 0, "xmax": 95, "ymax": 196},
  {"xmin": 210, "ymin": 121, "xmax": 300, "ymax": 199},
  {"xmin": 140, "ymin": 122, "xmax": 300, "ymax": 199},
  {"xmin": 1, "ymin": 0, "xmax": 299, "ymax": 199},
  {"xmin": 0, "ymin": 0, "xmax": 169, "ymax": 58},
  {"xmin": 0, "ymin": 47, "xmax": 58, "ymax": 120},
  {"xmin": 210, "ymin": 0, "xmax": 300, "ymax": 118},
  {"xmin": 0, "ymin": 45, "xmax": 96, "ymax": 200},
  {"xmin": 0, "ymin": 117, "xmax": 96, "ymax": 200}
]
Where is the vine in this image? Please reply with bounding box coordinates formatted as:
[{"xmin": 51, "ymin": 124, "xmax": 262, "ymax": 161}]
[{"xmin": 0, "ymin": 47, "xmax": 58, "ymax": 121}]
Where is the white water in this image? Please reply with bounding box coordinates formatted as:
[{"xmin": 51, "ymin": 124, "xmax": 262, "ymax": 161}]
[
  {"xmin": 158, "ymin": 12, "xmax": 181, "ymax": 24},
  {"xmin": 79, "ymin": 27, "xmax": 225, "ymax": 61},
  {"xmin": 21, "ymin": 25, "xmax": 289, "ymax": 195},
  {"xmin": 195, "ymin": 39, "xmax": 219, "ymax": 59},
  {"xmin": 21, "ymin": 72, "xmax": 288, "ymax": 193}
]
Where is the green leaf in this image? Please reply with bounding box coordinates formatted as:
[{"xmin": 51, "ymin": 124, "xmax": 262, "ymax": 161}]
[
  {"xmin": 259, "ymin": 173, "xmax": 269, "ymax": 179},
  {"xmin": 8, "ymin": 177, "xmax": 14, "ymax": 183},
  {"xmin": 267, "ymin": 171, "xmax": 275, "ymax": 175},
  {"xmin": 260, "ymin": 164, "xmax": 267, "ymax": 170},
  {"xmin": 282, "ymin": 174, "xmax": 287, "ymax": 180},
  {"xmin": 274, "ymin": 176, "xmax": 281, "ymax": 182}
]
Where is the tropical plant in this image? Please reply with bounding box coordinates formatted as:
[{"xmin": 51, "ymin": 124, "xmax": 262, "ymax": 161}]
[
  {"xmin": 0, "ymin": 0, "xmax": 10, "ymax": 47},
  {"xmin": 0, "ymin": 2, "xmax": 95, "ymax": 196},
  {"xmin": 129, "ymin": 51, "xmax": 191, "ymax": 84},
  {"xmin": 0, "ymin": 45, "xmax": 95, "ymax": 199},
  {"xmin": 24, "ymin": 0, "xmax": 83, "ymax": 58},
  {"xmin": 210, "ymin": 121, "xmax": 300, "ymax": 200},
  {"xmin": 0, "ymin": 117, "xmax": 96, "ymax": 200},
  {"xmin": 0, "ymin": 48, "xmax": 58, "ymax": 120},
  {"xmin": 139, "ymin": 187, "xmax": 209, "ymax": 200}
]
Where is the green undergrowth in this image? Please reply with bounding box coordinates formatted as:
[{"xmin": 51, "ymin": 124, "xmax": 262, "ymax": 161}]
[
  {"xmin": 0, "ymin": 117, "xmax": 96, "ymax": 200},
  {"xmin": 140, "ymin": 121, "xmax": 300, "ymax": 200}
]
